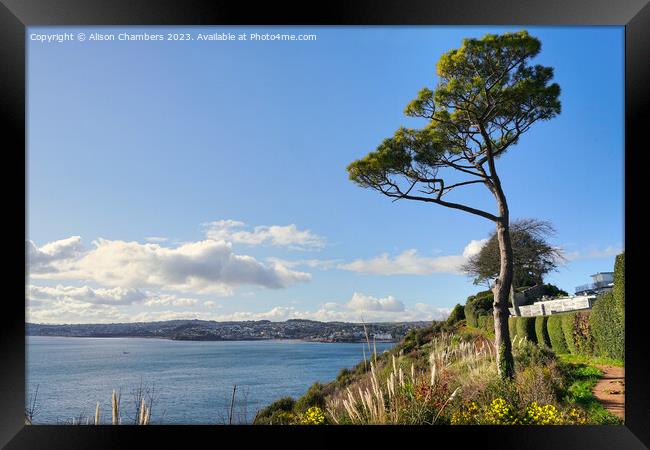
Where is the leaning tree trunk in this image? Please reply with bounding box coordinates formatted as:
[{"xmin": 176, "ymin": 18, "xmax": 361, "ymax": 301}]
[{"xmin": 492, "ymin": 216, "xmax": 515, "ymax": 380}]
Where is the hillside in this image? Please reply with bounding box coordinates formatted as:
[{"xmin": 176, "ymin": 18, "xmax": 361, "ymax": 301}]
[
  {"xmin": 253, "ymin": 298, "xmax": 623, "ymax": 425},
  {"xmin": 26, "ymin": 319, "xmax": 430, "ymax": 342}
]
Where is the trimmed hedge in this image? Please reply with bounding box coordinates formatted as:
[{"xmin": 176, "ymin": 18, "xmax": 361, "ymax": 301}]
[
  {"xmin": 547, "ymin": 315, "xmax": 568, "ymax": 354},
  {"xmin": 589, "ymin": 252, "xmax": 624, "ymax": 361},
  {"xmin": 516, "ymin": 317, "xmax": 537, "ymax": 343},
  {"xmin": 508, "ymin": 316, "xmax": 517, "ymax": 341},
  {"xmin": 535, "ymin": 316, "xmax": 551, "ymax": 348},
  {"xmin": 613, "ymin": 253, "xmax": 625, "ymax": 324},
  {"xmin": 561, "ymin": 312, "xmax": 577, "ymax": 354},
  {"xmin": 590, "ymin": 291, "xmax": 624, "ymax": 360}
]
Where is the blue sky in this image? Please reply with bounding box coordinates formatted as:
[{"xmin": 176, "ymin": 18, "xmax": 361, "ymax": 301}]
[{"xmin": 26, "ymin": 26, "xmax": 624, "ymax": 324}]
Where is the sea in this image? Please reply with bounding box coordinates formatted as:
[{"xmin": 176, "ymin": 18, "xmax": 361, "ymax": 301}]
[{"xmin": 26, "ymin": 336, "xmax": 394, "ymax": 424}]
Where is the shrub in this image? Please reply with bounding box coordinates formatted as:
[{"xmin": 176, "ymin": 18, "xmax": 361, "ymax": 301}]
[
  {"xmin": 535, "ymin": 316, "xmax": 551, "ymax": 348},
  {"xmin": 295, "ymin": 382, "xmax": 326, "ymax": 413},
  {"xmin": 547, "ymin": 315, "xmax": 568, "ymax": 354},
  {"xmin": 516, "ymin": 317, "xmax": 537, "ymax": 344},
  {"xmin": 561, "ymin": 313, "xmax": 577, "ymax": 354},
  {"xmin": 477, "ymin": 314, "xmax": 494, "ymax": 334},
  {"xmin": 255, "ymin": 397, "xmax": 295, "ymax": 424},
  {"xmin": 300, "ymin": 406, "xmax": 326, "ymax": 425},
  {"xmin": 573, "ymin": 312, "xmax": 593, "ymax": 356},
  {"xmin": 513, "ymin": 337, "xmax": 557, "ymax": 368},
  {"xmin": 447, "ymin": 303, "xmax": 465, "ymax": 326},
  {"xmin": 464, "ymin": 291, "xmax": 493, "ymax": 328},
  {"xmin": 589, "ymin": 292, "xmax": 624, "ymax": 361},
  {"xmin": 542, "ymin": 284, "xmax": 568, "ymax": 299},
  {"xmin": 515, "ymin": 364, "xmax": 562, "ymax": 408}
]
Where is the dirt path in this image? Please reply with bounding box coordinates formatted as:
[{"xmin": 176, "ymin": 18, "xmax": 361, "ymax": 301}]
[{"xmin": 593, "ymin": 365, "xmax": 625, "ymax": 420}]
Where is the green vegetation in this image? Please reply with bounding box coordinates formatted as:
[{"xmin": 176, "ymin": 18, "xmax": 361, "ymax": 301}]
[
  {"xmin": 590, "ymin": 292, "xmax": 624, "ymax": 361},
  {"xmin": 254, "ymin": 397, "xmax": 298, "ymax": 425},
  {"xmin": 587, "ymin": 252, "xmax": 625, "ymax": 361},
  {"xmin": 561, "ymin": 312, "xmax": 577, "ymax": 354},
  {"xmin": 446, "ymin": 303, "xmax": 466, "ymax": 326},
  {"xmin": 508, "ymin": 317, "xmax": 517, "ymax": 341},
  {"xmin": 256, "ymin": 251, "xmax": 625, "ymax": 426},
  {"xmin": 535, "ymin": 316, "xmax": 551, "ymax": 348},
  {"xmin": 559, "ymin": 363, "xmax": 622, "ymax": 424},
  {"xmin": 464, "ymin": 291, "xmax": 493, "ymax": 328},
  {"xmin": 516, "ymin": 317, "xmax": 537, "ymax": 344},
  {"xmin": 547, "ymin": 315, "xmax": 568, "ymax": 354}
]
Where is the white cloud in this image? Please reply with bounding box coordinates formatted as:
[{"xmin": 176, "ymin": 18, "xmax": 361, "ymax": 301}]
[
  {"xmin": 203, "ymin": 300, "xmax": 220, "ymax": 309},
  {"xmin": 346, "ymin": 292, "xmax": 404, "ymax": 312},
  {"xmin": 28, "ymin": 237, "xmax": 311, "ymax": 295},
  {"xmin": 143, "ymin": 295, "xmax": 199, "ymax": 307},
  {"xmin": 198, "ymin": 302, "xmax": 450, "ymax": 323},
  {"xmin": 27, "ymin": 284, "xmax": 147, "ymax": 305},
  {"xmin": 26, "ymin": 301, "xmax": 127, "ymax": 324},
  {"xmin": 26, "ymin": 236, "xmax": 85, "ymax": 273},
  {"xmin": 203, "ymin": 220, "xmax": 326, "ymax": 250},
  {"xmin": 338, "ymin": 239, "xmax": 488, "ymax": 276}
]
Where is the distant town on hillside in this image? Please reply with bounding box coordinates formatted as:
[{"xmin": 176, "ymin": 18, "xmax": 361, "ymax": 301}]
[{"xmin": 25, "ymin": 319, "xmax": 432, "ymax": 343}]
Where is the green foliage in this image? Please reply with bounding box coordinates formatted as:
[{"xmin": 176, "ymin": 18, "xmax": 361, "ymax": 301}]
[
  {"xmin": 465, "ymin": 291, "xmax": 494, "ymax": 327},
  {"xmin": 446, "ymin": 303, "xmax": 466, "ymax": 325},
  {"xmin": 613, "ymin": 253, "xmax": 625, "ymax": 324},
  {"xmin": 535, "ymin": 316, "xmax": 551, "ymax": 348},
  {"xmin": 462, "ymin": 219, "xmax": 565, "ymax": 288},
  {"xmin": 588, "ymin": 252, "xmax": 624, "ymax": 361},
  {"xmin": 560, "ymin": 363, "xmax": 622, "ymax": 425},
  {"xmin": 561, "ymin": 313, "xmax": 577, "ymax": 354},
  {"xmin": 254, "ymin": 397, "xmax": 296, "ymax": 424},
  {"xmin": 477, "ymin": 314, "xmax": 495, "ymax": 334},
  {"xmin": 513, "ymin": 338, "xmax": 557, "ymax": 368},
  {"xmin": 516, "ymin": 317, "xmax": 537, "ymax": 344},
  {"xmin": 508, "ymin": 316, "xmax": 517, "ymax": 341},
  {"xmin": 547, "ymin": 315, "xmax": 568, "ymax": 354},
  {"xmin": 347, "ymin": 30, "xmax": 561, "ymax": 204},
  {"xmin": 294, "ymin": 382, "xmax": 326, "ymax": 413},
  {"xmin": 542, "ymin": 284, "xmax": 568, "ymax": 298},
  {"xmin": 499, "ymin": 342, "xmax": 515, "ymax": 380},
  {"xmin": 589, "ymin": 292, "xmax": 624, "ymax": 361}
]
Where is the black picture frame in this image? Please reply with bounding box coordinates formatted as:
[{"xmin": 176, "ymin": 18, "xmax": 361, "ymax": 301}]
[{"xmin": 2, "ymin": 0, "xmax": 648, "ymax": 448}]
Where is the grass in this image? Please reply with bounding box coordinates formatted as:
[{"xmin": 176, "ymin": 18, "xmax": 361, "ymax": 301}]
[
  {"xmin": 559, "ymin": 361, "xmax": 622, "ymax": 425},
  {"xmin": 558, "ymin": 353, "xmax": 624, "ymax": 368},
  {"xmin": 255, "ymin": 326, "xmax": 600, "ymax": 425}
]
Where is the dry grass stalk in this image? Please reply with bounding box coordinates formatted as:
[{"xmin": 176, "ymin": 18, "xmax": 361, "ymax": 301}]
[
  {"xmin": 138, "ymin": 398, "xmax": 146, "ymax": 425},
  {"xmin": 111, "ymin": 390, "xmax": 119, "ymax": 425},
  {"xmin": 94, "ymin": 402, "xmax": 100, "ymax": 425}
]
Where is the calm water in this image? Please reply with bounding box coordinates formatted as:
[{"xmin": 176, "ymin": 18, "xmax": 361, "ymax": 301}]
[{"xmin": 26, "ymin": 336, "xmax": 393, "ymax": 424}]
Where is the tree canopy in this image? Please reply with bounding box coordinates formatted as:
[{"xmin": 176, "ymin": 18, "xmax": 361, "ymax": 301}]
[
  {"xmin": 347, "ymin": 31, "xmax": 561, "ymax": 220},
  {"xmin": 462, "ymin": 218, "xmax": 565, "ymax": 288}
]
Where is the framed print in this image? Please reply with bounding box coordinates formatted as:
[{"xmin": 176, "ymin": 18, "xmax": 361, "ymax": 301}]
[{"xmin": 1, "ymin": 0, "xmax": 648, "ymax": 448}]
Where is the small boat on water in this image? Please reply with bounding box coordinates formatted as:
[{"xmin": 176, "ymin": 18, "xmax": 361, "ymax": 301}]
[{"xmin": 123, "ymin": 351, "xmax": 130, "ymax": 354}]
